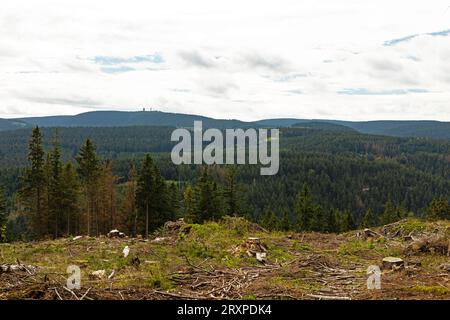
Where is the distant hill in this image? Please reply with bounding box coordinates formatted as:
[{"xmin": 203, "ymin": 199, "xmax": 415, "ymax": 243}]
[
  {"xmin": 332, "ymin": 120, "xmax": 450, "ymax": 139},
  {"xmin": 257, "ymin": 118, "xmax": 450, "ymax": 139},
  {"xmin": 0, "ymin": 110, "xmax": 448, "ymax": 139},
  {"xmin": 12, "ymin": 111, "xmax": 252, "ymax": 129},
  {"xmin": 0, "ymin": 119, "xmax": 29, "ymax": 131},
  {"xmin": 290, "ymin": 121, "xmax": 357, "ymax": 132}
]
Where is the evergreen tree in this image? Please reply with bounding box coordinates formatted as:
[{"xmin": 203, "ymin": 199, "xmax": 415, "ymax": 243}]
[
  {"xmin": 76, "ymin": 139, "xmax": 100, "ymax": 235},
  {"xmin": 280, "ymin": 209, "xmax": 292, "ymax": 231},
  {"xmin": 224, "ymin": 167, "xmax": 241, "ymax": 215},
  {"xmin": 183, "ymin": 185, "xmax": 196, "ymax": 223},
  {"xmin": 135, "ymin": 155, "xmax": 156, "ymax": 238},
  {"xmin": 19, "ymin": 127, "xmax": 46, "ymax": 238},
  {"xmin": 60, "ymin": 163, "xmax": 80, "ymax": 235},
  {"xmin": 48, "ymin": 130, "xmax": 63, "ymax": 238},
  {"xmin": 99, "ymin": 161, "xmax": 117, "ymax": 234},
  {"xmin": 310, "ymin": 205, "xmax": 326, "ymax": 232},
  {"xmin": 427, "ymin": 197, "xmax": 450, "ymax": 220},
  {"xmin": 361, "ymin": 209, "xmax": 375, "ymax": 228},
  {"xmin": 260, "ymin": 209, "xmax": 279, "ymax": 230},
  {"xmin": 325, "ymin": 209, "xmax": 338, "ymax": 233},
  {"xmin": 294, "ymin": 185, "xmax": 315, "ymax": 231},
  {"xmin": 123, "ymin": 165, "xmax": 137, "ymax": 235},
  {"xmin": 0, "ymin": 187, "xmax": 7, "ymax": 242},
  {"xmin": 193, "ymin": 167, "xmax": 223, "ymax": 223},
  {"xmin": 380, "ymin": 200, "xmax": 398, "ymax": 225}
]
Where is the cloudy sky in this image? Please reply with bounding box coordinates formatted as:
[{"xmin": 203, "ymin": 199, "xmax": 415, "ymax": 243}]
[{"xmin": 1, "ymin": 0, "xmax": 450, "ymax": 121}]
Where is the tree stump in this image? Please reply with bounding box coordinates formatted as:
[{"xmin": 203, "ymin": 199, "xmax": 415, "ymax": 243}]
[{"xmin": 382, "ymin": 257, "xmax": 404, "ymax": 270}]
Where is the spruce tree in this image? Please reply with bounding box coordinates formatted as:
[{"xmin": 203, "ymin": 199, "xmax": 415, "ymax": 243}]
[
  {"xmin": 76, "ymin": 139, "xmax": 100, "ymax": 235},
  {"xmin": 194, "ymin": 167, "xmax": 223, "ymax": 223},
  {"xmin": 136, "ymin": 155, "xmax": 156, "ymax": 238},
  {"xmin": 48, "ymin": 130, "xmax": 63, "ymax": 238},
  {"xmin": 19, "ymin": 127, "xmax": 46, "ymax": 238}
]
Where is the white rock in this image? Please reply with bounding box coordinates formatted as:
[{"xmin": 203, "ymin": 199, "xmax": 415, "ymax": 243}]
[
  {"xmin": 91, "ymin": 270, "xmax": 106, "ymax": 279},
  {"xmin": 123, "ymin": 246, "xmax": 130, "ymax": 258}
]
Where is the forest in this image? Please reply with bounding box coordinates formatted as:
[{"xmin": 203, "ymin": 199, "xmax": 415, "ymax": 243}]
[{"xmin": 0, "ymin": 125, "xmax": 449, "ymax": 242}]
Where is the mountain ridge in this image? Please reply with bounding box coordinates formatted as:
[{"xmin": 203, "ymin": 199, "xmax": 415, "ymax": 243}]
[{"xmin": 0, "ymin": 110, "xmax": 449, "ymax": 139}]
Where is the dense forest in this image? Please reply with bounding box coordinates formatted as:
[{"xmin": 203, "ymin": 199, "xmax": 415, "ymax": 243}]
[{"xmin": 0, "ymin": 125, "xmax": 449, "ymax": 241}]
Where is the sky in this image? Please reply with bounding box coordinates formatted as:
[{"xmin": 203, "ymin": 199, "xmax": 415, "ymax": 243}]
[{"xmin": 1, "ymin": 0, "xmax": 450, "ymax": 121}]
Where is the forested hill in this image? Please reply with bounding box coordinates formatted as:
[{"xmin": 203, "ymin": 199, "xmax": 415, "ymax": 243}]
[
  {"xmin": 0, "ymin": 110, "xmax": 449, "ymax": 139},
  {"xmin": 11, "ymin": 111, "xmax": 252, "ymax": 129},
  {"xmin": 0, "ymin": 125, "xmax": 448, "ymax": 225}
]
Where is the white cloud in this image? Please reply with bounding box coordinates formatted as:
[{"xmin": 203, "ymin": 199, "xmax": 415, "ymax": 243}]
[{"xmin": 0, "ymin": 0, "xmax": 450, "ymax": 120}]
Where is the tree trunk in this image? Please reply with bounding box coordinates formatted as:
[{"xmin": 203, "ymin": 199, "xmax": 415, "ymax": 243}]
[{"xmin": 146, "ymin": 202, "xmax": 149, "ymax": 239}]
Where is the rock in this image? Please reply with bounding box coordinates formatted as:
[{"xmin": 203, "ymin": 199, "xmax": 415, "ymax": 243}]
[
  {"xmin": 164, "ymin": 218, "xmax": 185, "ymax": 233},
  {"xmin": 255, "ymin": 252, "xmax": 267, "ymax": 263},
  {"xmin": 123, "ymin": 246, "xmax": 130, "ymax": 258},
  {"xmin": 382, "ymin": 257, "xmax": 404, "ymax": 270},
  {"xmin": 72, "ymin": 236, "xmax": 83, "ymax": 241},
  {"xmin": 151, "ymin": 237, "xmax": 168, "ymax": 243},
  {"xmin": 107, "ymin": 229, "xmax": 126, "ymax": 238},
  {"xmin": 91, "ymin": 269, "xmax": 106, "ymax": 279}
]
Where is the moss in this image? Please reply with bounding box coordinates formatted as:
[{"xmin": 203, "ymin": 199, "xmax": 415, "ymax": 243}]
[{"xmin": 411, "ymin": 285, "xmax": 450, "ymax": 295}]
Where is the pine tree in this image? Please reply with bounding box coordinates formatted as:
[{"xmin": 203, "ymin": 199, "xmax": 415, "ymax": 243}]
[
  {"xmin": 76, "ymin": 139, "xmax": 100, "ymax": 235},
  {"xmin": 19, "ymin": 127, "xmax": 46, "ymax": 238}
]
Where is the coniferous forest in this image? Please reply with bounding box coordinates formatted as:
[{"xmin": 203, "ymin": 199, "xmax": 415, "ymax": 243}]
[{"xmin": 0, "ymin": 124, "xmax": 448, "ymax": 242}]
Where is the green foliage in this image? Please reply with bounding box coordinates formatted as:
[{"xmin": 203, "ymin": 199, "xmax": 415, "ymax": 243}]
[
  {"xmin": 135, "ymin": 154, "xmax": 174, "ymax": 237},
  {"xmin": 18, "ymin": 127, "xmax": 46, "ymax": 238},
  {"xmin": 426, "ymin": 197, "xmax": 450, "ymax": 220},
  {"xmin": 189, "ymin": 167, "xmax": 224, "ymax": 223}
]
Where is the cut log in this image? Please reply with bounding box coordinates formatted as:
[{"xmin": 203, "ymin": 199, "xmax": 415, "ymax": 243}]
[
  {"xmin": 382, "ymin": 257, "xmax": 404, "ymax": 270},
  {"xmin": 363, "ymin": 228, "xmax": 382, "ymax": 239}
]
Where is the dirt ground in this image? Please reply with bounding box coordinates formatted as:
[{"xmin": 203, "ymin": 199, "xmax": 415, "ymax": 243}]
[{"xmin": 0, "ymin": 217, "xmax": 449, "ymax": 300}]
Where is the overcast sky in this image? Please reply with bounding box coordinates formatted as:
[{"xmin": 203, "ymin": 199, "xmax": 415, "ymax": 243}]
[{"xmin": 1, "ymin": 0, "xmax": 450, "ymax": 121}]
